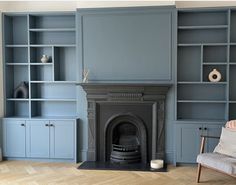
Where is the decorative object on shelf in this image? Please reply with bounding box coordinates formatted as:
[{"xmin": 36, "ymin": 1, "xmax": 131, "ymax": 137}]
[
  {"xmin": 13, "ymin": 81, "xmax": 29, "ymax": 98},
  {"xmin": 41, "ymin": 55, "xmax": 50, "ymax": 63},
  {"xmin": 208, "ymin": 69, "xmax": 222, "ymax": 82},
  {"xmin": 150, "ymin": 159, "xmax": 164, "ymax": 169},
  {"xmin": 83, "ymin": 69, "xmax": 89, "ymax": 83}
]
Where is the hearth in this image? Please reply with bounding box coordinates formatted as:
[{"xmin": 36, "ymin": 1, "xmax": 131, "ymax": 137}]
[{"xmin": 79, "ymin": 83, "xmax": 170, "ymax": 166}]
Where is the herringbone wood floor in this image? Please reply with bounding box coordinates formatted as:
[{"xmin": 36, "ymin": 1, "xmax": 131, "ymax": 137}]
[{"xmin": 0, "ymin": 161, "xmax": 235, "ymax": 185}]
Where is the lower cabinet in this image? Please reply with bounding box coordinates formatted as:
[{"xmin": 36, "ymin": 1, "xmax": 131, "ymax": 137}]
[
  {"xmin": 175, "ymin": 123, "xmax": 223, "ymax": 163},
  {"xmin": 27, "ymin": 120, "xmax": 50, "ymax": 158},
  {"xmin": 50, "ymin": 120, "xmax": 74, "ymax": 159},
  {"xmin": 2, "ymin": 119, "xmax": 76, "ymax": 161},
  {"xmin": 2, "ymin": 120, "xmax": 26, "ymax": 157}
]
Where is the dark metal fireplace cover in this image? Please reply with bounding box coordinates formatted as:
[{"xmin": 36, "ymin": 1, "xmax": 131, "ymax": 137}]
[
  {"xmin": 105, "ymin": 114, "xmax": 147, "ymax": 164},
  {"xmin": 78, "ymin": 161, "xmax": 167, "ymax": 172}
]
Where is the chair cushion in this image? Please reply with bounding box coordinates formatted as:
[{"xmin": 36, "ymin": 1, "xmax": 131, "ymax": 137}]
[
  {"xmin": 214, "ymin": 127, "xmax": 236, "ymax": 158},
  {"xmin": 197, "ymin": 153, "xmax": 236, "ymax": 174}
]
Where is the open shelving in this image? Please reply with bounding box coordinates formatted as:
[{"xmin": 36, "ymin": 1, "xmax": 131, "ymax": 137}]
[
  {"xmin": 3, "ymin": 12, "xmax": 77, "ymax": 118},
  {"xmin": 4, "ymin": 15, "xmax": 28, "ymax": 45},
  {"xmin": 176, "ymin": 9, "xmax": 234, "ymax": 122}
]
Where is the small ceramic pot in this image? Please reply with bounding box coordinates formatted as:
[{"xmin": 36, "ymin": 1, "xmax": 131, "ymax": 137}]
[{"xmin": 41, "ymin": 55, "xmax": 49, "ymax": 63}]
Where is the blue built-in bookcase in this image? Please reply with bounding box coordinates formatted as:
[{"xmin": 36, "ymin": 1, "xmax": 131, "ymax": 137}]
[
  {"xmin": 2, "ymin": 12, "xmax": 79, "ymax": 162},
  {"xmin": 175, "ymin": 8, "xmax": 236, "ymax": 163}
]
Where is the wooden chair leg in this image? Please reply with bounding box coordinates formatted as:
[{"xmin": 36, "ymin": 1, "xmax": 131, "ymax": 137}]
[{"xmin": 196, "ymin": 163, "xmax": 202, "ymax": 183}]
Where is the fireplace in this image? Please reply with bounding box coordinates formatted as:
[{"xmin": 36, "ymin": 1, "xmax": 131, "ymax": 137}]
[
  {"xmin": 106, "ymin": 114, "xmax": 147, "ymax": 164},
  {"xmin": 80, "ymin": 83, "xmax": 169, "ymax": 165}
]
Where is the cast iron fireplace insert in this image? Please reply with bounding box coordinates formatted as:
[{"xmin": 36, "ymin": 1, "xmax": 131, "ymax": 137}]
[{"xmin": 106, "ymin": 114, "xmax": 147, "ymax": 164}]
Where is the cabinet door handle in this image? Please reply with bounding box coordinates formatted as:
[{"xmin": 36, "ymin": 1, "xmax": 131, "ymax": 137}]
[
  {"xmin": 45, "ymin": 124, "xmax": 49, "ymax": 127},
  {"xmin": 21, "ymin": 123, "xmax": 25, "ymax": 127},
  {"xmin": 199, "ymin": 127, "xmax": 202, "ymax": 130},
  {"xmin": 50, "ymin": 124, "xmax": 54, "ymax": 127},
  {"xmin": 204, "ymin": 127, "xmax": 207, "ymax": 130}
]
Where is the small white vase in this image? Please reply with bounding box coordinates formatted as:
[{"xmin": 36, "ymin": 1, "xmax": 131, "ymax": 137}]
[
  {"xmin": 41, "ymin": 55, "xmax": 49, "ymax": 63},
  {"xmin": 208, "ymin": 69, "xmax": 222, "ymax": 82}
]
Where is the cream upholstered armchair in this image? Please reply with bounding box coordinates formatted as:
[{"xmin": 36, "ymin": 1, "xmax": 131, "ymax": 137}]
[{"xmin": 196, "ymin": 122, "xmax": 236, "ymax": 183}]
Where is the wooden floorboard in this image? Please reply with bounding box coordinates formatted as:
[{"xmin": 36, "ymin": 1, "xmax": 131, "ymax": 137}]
[{"xmin": 0, "ymin": 161, "xmax": 235, "ymax": 185}]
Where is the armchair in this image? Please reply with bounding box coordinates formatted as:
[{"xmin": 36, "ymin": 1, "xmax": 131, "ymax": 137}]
[{"xmin": 196, "ymin": 135, "xmax": 236, "ymax": 183}]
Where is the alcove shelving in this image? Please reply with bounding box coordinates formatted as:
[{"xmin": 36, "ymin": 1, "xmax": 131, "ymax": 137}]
[
  {"xmin": 3, "ymin": 12, "xmax": 77, "ymax": 118},
  {"xmin": 177, "ymin": 9, "xmax": 230, "ymax": 122}
]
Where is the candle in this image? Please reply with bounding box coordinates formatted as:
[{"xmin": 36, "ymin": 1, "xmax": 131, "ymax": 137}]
[{"xmin": 150, "ymin": 159, "xmax": 164, "ymax": 169}]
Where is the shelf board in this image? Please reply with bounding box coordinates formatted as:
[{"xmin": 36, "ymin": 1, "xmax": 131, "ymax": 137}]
[
  {"xmin": 30, "ymin": 63, "xmax": 53, "ymax": 65},
  {"xmin": 31, "ymin": 98, "xmax": 76, "ymax": 102},
  {"xmin": 202, "ymin": 62, "xmax": 227, "ymax": 65},
  {"xmin": 6, "ymin": 63, "xmax": 28, "ymax": 65},
  {"xmin": 30, "ymin": 81, "xmax": 76, "ymax": 84},
  {"xmin": 229, "ymin": 101, "xmax": 236, "ymax": 103},
  {"xmin": 4, "ymin": 116, "xmax": 78, "ymax": 120},
  {"xmin": 7, "ymin": 98, "xmax": 29, "ymax": 101},
  {"xmin": 30, "ymin": 44, "xmax": 76, "ymax": 47},
  {"xmin": 29, "ymin": 116, "xmax": 78, "ymax": 120},
  {"xmin": 177, "ymin": 81, "xmax": 227, "ymax": 85},
  {"xmin": 177, "ymin": 100, "xmax": 227, "ymax": 103},
  {"xmin": 175, "ymin": 119, "xmax": 227, "ymax": 124},
  {"xmin": 229, "ymin": 63, "xmax": 236, "ymax": 65},
  {"xmin": 29, "ymin": 28, "xmax": 76, "ymax": 32},
  {"xmin": 4, "ymin": 116, "xmax": 30, "ymax": 119},
  {"xmin": 178, "ymin": 43, "xmax": 228, "ymax": 46},
  {"xmin": 178, "ymin": 25, "xmax": 228, "ymax": 30},
  {"xmin": 5, "ymin": 45, "xmax": 28, "ymax": 48}
]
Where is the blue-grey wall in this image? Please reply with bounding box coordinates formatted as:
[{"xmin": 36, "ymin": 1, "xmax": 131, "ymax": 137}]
[{"xmin": 76, "ymin": 6, "xmax": 176, "ymax": 163}]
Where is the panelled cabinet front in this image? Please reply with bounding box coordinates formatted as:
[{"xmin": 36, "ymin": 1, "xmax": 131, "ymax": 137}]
[
  {"xmin": 50, "ymin": 120, "xmax": 74, "ymax": 159},
  {"xmin": 2, "ymin": 120, "xmax": 26, "ymax": 157},
  {"xmin": 2, "ymin": 119, "xmax": 77, "ymax": 161},
  {"xmin": 27, "ymin": 120, "xmax": 50, "ymax": 158},
  {"xmin": 175, "ymin": 123, "xmax": 222, "ymax": 163},
  {"xmin": 176, "ymin": 124, "xmax": 201, "ymax": 163}
]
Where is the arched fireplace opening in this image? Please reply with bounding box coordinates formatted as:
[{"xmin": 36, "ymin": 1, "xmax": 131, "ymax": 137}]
[
  {"xmin": 111, "ymin": 122, "xmax": 141, "ymax": 164},
  {"xmin": 105, "ymin": 114, "xmax": 147, "ymax": 164}
]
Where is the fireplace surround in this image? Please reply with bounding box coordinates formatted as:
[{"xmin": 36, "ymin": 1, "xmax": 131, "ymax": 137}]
[{"xmin": 80, "ymin": 83, "xmax": 170, "ymax": 164}]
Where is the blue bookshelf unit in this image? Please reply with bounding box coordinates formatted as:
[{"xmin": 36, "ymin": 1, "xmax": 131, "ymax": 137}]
[
  {"xmin": 175, "ymin": 8, "xmax": 236, "ymax": 163},
  {"xmin": 2, "ymin": 12, "xmax": 78, "ymax": 162}
]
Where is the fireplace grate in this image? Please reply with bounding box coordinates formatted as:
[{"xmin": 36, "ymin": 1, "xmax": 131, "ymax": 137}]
[{"xmin": 110, "ymin": 144, "xmax": 141, "ymax": 164}]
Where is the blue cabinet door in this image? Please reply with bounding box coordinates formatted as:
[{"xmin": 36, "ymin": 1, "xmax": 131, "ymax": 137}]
[
  {"xmin": 26, "ymin": 120, "xmax": 50, "ymax": 158},
  {"xmin": 50, "ymin": 120, "xmax": 74, "ymax": 159},
  {"xmin": 176, "ymin": 124, "xmax": 202, "ymax": 163},
  {"xmin": 3, "ymin": 120, "xmax": 26, "ymax": 157}
]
